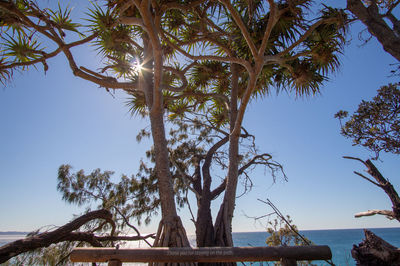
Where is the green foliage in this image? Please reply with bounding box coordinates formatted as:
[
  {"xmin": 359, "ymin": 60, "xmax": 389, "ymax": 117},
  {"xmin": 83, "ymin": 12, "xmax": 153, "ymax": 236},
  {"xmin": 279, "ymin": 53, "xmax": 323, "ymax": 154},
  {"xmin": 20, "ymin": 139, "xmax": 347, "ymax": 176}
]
[
  {"xmin": 48, "ymin": 3, "xmax": 82, "ymax": 37},
  {"xmin": 335, "ymin": 83, "xmax": 400, "ymax": 159},
  {"xmin": 2, "ymin": 33, "xmax": 42, "ymax": 63},
  {"xmin": 157, "ymin": 0, "xmax": 347, "ymax": 129},
  {"xmin": 57, "ymin": 164, "xmax": 159, "ymax": 226},
  {"xmin": 0, "ymin": 0, "xmax": 89, "ymax": 84},
  {"xmin": 0, "ymin": 0, "xmax": 348, "ymax": 260},
  {"xmin": 266, "ymin": 215, "xmax": 316, "ymax": 266},
  {"xmin": 0, "ymin": 57, "xmax": 12, "ymax": 85},
  {"xmin": 266, "ymin": 215, "xmax": 311, "ymax": 247},
  {"xmin": 4, "ymin": 241, "xmax": 76, "ymax": 266}
]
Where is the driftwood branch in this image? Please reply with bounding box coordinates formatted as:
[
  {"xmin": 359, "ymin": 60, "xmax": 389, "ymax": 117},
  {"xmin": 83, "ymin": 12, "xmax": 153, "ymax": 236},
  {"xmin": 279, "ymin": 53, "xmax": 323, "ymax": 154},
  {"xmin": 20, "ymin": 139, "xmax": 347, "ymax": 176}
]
[
  {"xmin": 352, "ymin": 229, "xmax": 400, "ymax": 265},
  {"xmin": 354, "ymin": 209, "xmax": 395, "ymax": 219}
]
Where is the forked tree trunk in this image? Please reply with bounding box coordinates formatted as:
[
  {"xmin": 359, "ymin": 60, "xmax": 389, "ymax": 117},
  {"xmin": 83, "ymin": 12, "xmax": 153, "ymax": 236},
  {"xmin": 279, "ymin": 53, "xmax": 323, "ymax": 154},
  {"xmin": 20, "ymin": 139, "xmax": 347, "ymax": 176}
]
[{"xmin": 195, "ymin": 133, "xmax": 230, "ymax": 249}]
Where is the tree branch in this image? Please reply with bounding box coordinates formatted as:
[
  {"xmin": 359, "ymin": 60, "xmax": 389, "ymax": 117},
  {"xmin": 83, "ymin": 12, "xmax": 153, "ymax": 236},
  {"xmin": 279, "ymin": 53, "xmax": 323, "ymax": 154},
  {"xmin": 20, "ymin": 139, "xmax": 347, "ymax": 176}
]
[
  {"xmin": 354, "ymin": 209, "xmax": 395, "ymax": 219},
  {"xmin": 210, "ymin": 179, "xmax": 227, "ymax": 200},
  {"xmin": 347, "ymin": 0, "xmax": 400, "ymax": 61},
  {"xmin": 219, "ymin": 0, "xmax": 257, "ymax": 57},
  {"xmin": 0, "ymin": 209, "xmax": 115, "ymax": 264},
  {"xmin": 345, "ymin": 156, "xmax": 400, "ymax": 222}
]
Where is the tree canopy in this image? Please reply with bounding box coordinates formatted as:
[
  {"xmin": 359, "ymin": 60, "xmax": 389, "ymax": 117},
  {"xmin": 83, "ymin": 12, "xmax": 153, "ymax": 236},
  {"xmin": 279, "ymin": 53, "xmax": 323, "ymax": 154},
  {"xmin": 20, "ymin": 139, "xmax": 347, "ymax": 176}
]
[
  {"xmin": 0, "ymin": 0, "xmax": 348, "ymax": 263},
  {"xmin": 335, "ymin": 83, "xmax": 400, "ymax": 159}
]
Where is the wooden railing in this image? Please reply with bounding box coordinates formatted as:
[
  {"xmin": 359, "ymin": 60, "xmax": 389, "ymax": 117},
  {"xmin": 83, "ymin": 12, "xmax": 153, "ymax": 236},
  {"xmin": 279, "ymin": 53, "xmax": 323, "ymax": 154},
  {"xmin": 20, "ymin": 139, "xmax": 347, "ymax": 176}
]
[{"xmin": 70, "ymin": 246, "xmax": 332, "ymax": 265}]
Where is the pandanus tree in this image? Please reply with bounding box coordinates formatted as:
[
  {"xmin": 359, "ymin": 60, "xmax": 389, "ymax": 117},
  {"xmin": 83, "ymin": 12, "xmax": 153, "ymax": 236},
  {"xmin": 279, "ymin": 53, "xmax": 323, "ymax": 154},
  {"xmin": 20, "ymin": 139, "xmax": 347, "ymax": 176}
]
[
  {"xmin": 0, "ymin": 0, "xmax": 202, "ymax": 248},
  {"xmin": 1, "ymin": 0, "xmax": 347, "ymax": 258},
  {"xmin": 159, "ymin": 0, "xmax": 347, "ymax": 247}
]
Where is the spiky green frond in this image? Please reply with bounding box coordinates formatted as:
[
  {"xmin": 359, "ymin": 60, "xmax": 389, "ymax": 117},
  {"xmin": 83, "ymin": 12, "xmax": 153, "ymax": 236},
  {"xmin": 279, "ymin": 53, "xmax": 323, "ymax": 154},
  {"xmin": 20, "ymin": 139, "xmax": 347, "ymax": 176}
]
[
  {"xmin": 2, "ymin": 33, "xmax": 42, "ymax": 63},
  {"xmin": 168, "ymin": 100, "xmax": 189, "ymax": 120},
  {"xmin": 0, "ymin": 57, "xmax": 12, "ymax": 85},
  {"xmin": 126, "ymin": 92, "xmax": 147, "ymax": 117},
  {"xmin": 163, "ymin": 9, "xmax": 186, "ymax": 34},
  {"xmin": 190, "ymin": 61, "xmax": 228, "ymax": 90},
  {"xmin": 86, "ymin": 3, "xmax": 117, "ymax": 33},
  {"xmin": 93, "ymin": 24, "xmax": 133, "ymax": 57},
  {"xmin": 282, "ymin": 59, "xmax": 325, "ymax": 96},
  {"xmin": 0, "ymin": 0, "xmax": 28, "ymax": 34},
  {"xmin": 48, "ymin": 3, "xmax": 83, "ymax": 37},
  {"xmin": 87, "ymin": 3, "xmax": 135, "ymax": 57}
]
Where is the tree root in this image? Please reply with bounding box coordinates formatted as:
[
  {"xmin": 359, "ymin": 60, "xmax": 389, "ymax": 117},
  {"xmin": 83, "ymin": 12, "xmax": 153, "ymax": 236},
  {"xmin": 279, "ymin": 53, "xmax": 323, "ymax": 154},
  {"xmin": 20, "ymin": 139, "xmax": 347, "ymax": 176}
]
[{"xmin": 152, "ymin": 216, "xmax": 194, "ymax": 266}]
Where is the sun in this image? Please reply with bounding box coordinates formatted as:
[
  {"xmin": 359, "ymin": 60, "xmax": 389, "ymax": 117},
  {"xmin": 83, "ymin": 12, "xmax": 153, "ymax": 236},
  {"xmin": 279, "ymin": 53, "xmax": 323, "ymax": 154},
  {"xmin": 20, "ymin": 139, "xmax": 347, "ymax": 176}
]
[{"xmin": 135, "ymin": 61, "xmax": 143, "ymax": 72}]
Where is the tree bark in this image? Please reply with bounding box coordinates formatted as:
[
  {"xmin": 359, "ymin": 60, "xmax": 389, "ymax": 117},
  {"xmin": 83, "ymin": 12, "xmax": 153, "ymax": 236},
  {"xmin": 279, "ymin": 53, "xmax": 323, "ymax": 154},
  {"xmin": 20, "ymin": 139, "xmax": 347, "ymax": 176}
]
[
  {"xmin": 196, "ymin": 198, "xmax": 215, "ymax": 247},
  {"xmin": 196, "ymin": 136, "xmax": 229, "ymax": 248},
  {"xmin": 352, "ymin": 229, "xmax": 400, "ymax": 265},
  {"xmin": 212, "ymin": 65, "xmax": 241, "ymax": 266},
  {"xmin": 347, "ymin": 0, "xmax": 400, "ymax": 62},
  {"xmin": 140, "ymin": 36, "xmax": 190, "ymax": 249},
  {"xmin": 214, "ymin": 63, "xmax": 240, "ymax": 249}
]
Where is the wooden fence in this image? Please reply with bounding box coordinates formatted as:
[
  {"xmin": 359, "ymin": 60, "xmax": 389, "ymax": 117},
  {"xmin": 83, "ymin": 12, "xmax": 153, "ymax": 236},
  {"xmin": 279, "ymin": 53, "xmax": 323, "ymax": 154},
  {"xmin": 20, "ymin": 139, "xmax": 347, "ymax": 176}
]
[{"xmin": 70, "ymin": 246, "xmax": 332, "ymax": 265}]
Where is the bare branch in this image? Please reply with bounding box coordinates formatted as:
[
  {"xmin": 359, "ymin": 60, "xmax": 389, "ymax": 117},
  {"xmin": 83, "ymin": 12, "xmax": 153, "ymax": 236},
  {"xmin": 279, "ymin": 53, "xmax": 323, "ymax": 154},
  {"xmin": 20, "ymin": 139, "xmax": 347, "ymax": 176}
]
[
  {"xmin": 355, "ymin": 209, "xmax": 395, "ymax": 219},
  {"xmin": 353, "ymin": 171, "xmax": 381, "ymax": 187},
  {"xmin": 343, "ymin": 156, "xmax": 368, "ymax": 166},
  {"xmin": 119, "ymin": 16, "xmax": 145, "ymax": 27},
  {"xmin": 210, "ymin": 179, "xmax": 227, "ymax": 200},
  {"xmin": 161, "ymin": 30, "xmax": 251, "ymax": 70}
]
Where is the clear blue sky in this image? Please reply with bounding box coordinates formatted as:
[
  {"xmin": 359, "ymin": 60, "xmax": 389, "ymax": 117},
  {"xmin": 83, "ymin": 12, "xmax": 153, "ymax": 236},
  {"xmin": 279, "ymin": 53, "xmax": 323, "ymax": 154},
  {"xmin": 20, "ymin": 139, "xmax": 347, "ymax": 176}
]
[{"xmin": 0, "ymin": 1, "xmax": 399, "ymax": 235}]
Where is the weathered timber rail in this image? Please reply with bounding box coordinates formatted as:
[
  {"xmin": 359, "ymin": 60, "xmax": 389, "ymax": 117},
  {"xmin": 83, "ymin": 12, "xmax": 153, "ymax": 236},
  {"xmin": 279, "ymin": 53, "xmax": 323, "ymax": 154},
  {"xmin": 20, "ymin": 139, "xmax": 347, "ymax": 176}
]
[{"xmin": 70, "ymin": 246, "xmax": 332, "ymax": 265}]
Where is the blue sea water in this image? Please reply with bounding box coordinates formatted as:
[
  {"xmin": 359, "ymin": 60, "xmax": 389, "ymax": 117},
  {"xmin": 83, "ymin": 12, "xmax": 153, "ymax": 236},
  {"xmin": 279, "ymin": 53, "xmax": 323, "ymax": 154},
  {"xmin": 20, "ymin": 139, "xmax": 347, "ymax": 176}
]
[
  {"xmin": 230, "ymin": 228, "xmax": 400, "ymax": 265},
  {"xmin": 2, "ymin": 228, "xmax": 400, "ymax": 265}
]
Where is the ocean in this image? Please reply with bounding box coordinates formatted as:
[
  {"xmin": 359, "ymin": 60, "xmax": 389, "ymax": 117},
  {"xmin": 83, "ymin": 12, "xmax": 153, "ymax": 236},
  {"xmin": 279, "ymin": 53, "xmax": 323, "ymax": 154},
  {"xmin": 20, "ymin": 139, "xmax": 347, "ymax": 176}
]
[
  {"xmin": 230, "ymin": 228, "xmax": 400, "ymax": 265},
  {"xmin": 1, "ymin": 228, "xmax": 400, "ymax": 265}
]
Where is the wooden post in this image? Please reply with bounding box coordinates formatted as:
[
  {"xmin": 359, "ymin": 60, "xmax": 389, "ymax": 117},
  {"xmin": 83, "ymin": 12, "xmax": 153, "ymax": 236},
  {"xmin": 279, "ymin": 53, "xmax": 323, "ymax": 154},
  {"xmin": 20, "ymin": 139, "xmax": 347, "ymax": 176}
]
[
  {"xmin": 281, "ymin": 258, "xmax": 297, "ymax": 266},
  {"xmin": 108, "ymin": 259, "xmax": 122, "ymax": 266}
]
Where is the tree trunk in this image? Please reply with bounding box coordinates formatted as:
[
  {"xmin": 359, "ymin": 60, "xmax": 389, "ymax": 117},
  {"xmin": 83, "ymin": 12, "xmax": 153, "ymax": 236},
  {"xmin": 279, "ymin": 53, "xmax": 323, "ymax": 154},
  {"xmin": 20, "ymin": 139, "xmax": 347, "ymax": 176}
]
[
  {"xmin": 347, "ymin": 0, "xmax": 400, "ymax": 62},
  {"xmin": 140, "ymin": 37, "xmax": 190, "ymax": 249},
  {"xmin": 352, "ymin": 229, "xmax": 400, "ymax": 265},
  {"xmin": 214, "ymin": 63, "xmax": 240, "ymax": 249},
  {"xmin": 214, "ymin": 133, "xmax": 240, "ymax": 248},
  {"xmin": 196, "ymin": 194, "xmax": 215, "ymax": 247}
]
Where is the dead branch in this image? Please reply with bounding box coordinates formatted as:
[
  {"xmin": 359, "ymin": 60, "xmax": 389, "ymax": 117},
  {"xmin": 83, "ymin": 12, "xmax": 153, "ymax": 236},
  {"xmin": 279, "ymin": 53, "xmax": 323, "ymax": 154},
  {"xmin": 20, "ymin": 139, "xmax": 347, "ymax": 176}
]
[
  {"xmin": 344, "ymin": 156, "xmax": 400, "ymax": 222},
  {"xmin": 354, "ymin": 209, "xmax": 395, "ymax": 219}
]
